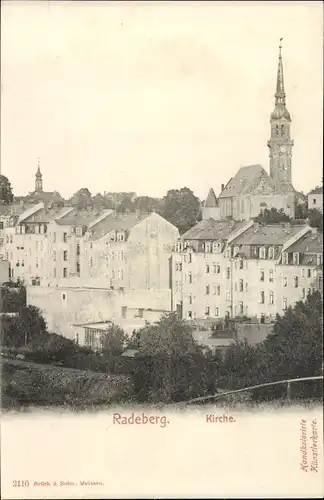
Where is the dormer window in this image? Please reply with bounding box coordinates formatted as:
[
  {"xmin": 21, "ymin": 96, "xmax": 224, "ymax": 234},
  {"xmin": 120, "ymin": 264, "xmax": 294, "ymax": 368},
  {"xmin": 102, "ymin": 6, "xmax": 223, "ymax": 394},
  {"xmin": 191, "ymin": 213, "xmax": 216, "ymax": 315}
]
[
  {"xmin": 259, "ymin": 247, "xmax": 266, "ymax": 259},
  {"xmin": 293, "ymin": 252, "xmax": 299, "ymax": 265},
  {"xmin": 212, "ymin": 242, "xmax": 219, "ymax": 253},
  {"xmin": 317, "ymin": 253, "xmax": 322, "ymax": 266},
  {"xmin": 282, "ymin": 252, "xmax": 288, "ymax": 265},
  {"xmin": 268, "ymin": 247, "xmax": 274, "ymax": 259},
  {"xmin": 233, "ymin": 246, "xmax": 239, "ymax": 257},
  {"xmin": 205, "ymin": 242, "xmax": 211, "ymax": 253},
  {"xmin": 76, "ymin": 226, "xmax": 82, "ymax": 237},
  {"xmin": 225, "ymin": 247, "xmax": 231, "ymax": 258}
]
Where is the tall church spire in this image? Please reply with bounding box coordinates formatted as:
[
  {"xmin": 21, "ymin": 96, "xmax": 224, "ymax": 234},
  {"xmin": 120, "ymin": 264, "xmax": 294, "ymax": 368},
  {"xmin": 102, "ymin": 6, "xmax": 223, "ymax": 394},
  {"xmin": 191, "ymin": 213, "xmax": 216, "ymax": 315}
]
[
  {"xmin": 275, "ymin": 38, "xmax": 285, "ymax": 105},
  {"xmin": 267, "ymin": 39, "xmax": 294, "ymax": 187}
]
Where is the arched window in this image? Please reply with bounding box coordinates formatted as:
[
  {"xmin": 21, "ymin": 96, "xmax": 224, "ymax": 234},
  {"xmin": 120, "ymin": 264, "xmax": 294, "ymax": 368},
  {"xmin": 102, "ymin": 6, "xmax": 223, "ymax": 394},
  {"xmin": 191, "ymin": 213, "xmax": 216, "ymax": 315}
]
[
  {"xmin": 275, "ymin": 125, "xmax": 279, "ymax": 136},
  {"xmin": 281, "ymin": 124, "xmax": 285, "ymax": 136}
]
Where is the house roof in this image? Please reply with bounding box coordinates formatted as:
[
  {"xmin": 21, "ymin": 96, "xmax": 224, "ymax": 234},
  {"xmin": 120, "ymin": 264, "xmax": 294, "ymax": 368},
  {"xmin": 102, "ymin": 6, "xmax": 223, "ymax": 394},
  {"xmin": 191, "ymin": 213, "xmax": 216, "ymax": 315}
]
[
  {"xmin": 55, "ymin": 210, "xmax": 100, "ymax": 227},
  {"xmin": 88, "ymin": 212, "xmax": 150, "ymax": 241},
  {"xmin": 230, "ymin": 223, "xmax": 309, "ymax": 246},
  {"xmin": 308, "ymin": 186, "xmax": 323, "ymax": 195},
  {"xmin": 24, "ymin": 191, "xmax": 64, "ymax": 204},
  {"xmin": 218, "ymin": 164, "xmax": 285, "ymax": 198},
  {"xmin": 180, "ymin": 219, "xmax": 246, "ymax": 241},
  {"xmin": 23, "ymin": 206, "xmax": 69, "ymax": 223},
  {"xmin": 0, "ymin": 203, "xmax": 35, "ymax": 217},
  {"xmin": 285, "ymin": 231, "xmax": 323, "ymax": 254},
  {"xmin": 204, "ymin": 188, "xmax": 219, "ymax": 208}
]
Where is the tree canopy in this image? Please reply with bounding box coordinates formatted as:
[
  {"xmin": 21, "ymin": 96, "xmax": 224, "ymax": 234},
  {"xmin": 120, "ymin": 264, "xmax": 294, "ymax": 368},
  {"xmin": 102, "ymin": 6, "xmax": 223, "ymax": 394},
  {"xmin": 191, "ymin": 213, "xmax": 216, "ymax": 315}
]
[
  {"xmin": 254, "ymin": 207, "xmax": 291, "ymax": 224},
  {"xmin": 161, "ymin": 187, "xmax": 202, "ymax": 234},
  {"xmin": 0, "ymin": 175, "xmax": 14, "ymax": 204},
  {"xmin": 70, "ymin": 188, "xmax": 92, "ymax": 209}
]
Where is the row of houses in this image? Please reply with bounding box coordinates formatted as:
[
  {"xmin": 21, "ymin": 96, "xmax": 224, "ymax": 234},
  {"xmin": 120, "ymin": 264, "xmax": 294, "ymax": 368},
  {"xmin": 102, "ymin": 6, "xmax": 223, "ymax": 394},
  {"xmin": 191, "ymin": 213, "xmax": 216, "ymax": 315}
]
[{"xmin": 0, "ymin": 199, "xmax": 322, "ymax": 351}]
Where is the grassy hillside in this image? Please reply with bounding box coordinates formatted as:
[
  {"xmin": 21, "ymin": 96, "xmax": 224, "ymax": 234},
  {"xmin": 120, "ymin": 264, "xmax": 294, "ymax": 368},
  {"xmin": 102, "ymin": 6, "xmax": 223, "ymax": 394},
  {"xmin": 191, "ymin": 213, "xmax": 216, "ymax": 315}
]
[{"xmin": 1, "ymin": 357, "xmax": 133, "ymax": 410}]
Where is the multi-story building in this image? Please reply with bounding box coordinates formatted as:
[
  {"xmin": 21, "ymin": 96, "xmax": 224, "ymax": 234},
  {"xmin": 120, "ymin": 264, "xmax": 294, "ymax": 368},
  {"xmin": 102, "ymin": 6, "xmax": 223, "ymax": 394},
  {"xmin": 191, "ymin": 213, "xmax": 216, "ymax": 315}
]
[
  {"xmin": 308, "ymin": 186, "xmax": 323, "ymax": 212},
  {"xmin": 276, "ymin": 229, "xmax": 323, "ymax": 308},
  {"xmin": 227, "ymin": 222, "xmax": 312, "ymax": 321},
  {"xmin": 81, "ymin": 211, "xmax": 179, "ymax": 290},
  {"xmin": 172, "ymin": 220, "xmax": 322, "ymax": 322},
  {"xmin": 172, "ymin": 218, "xmax": 253, "ymax": 320}
]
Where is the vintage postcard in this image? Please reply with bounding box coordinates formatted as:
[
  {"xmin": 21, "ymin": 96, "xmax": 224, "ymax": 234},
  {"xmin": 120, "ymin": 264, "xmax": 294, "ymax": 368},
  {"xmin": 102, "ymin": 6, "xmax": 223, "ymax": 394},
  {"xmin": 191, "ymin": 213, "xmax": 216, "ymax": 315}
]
[{"xmin": 1, "ymin": 1, "xmax": 323, "ymax": 498}]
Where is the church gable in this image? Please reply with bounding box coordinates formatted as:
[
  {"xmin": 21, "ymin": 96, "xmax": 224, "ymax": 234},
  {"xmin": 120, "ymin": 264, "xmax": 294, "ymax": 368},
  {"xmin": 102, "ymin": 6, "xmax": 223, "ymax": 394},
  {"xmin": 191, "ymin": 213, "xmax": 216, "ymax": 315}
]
[{"xmin": 251, "ymin": 176, "xmax": 276, "ymax": 195}]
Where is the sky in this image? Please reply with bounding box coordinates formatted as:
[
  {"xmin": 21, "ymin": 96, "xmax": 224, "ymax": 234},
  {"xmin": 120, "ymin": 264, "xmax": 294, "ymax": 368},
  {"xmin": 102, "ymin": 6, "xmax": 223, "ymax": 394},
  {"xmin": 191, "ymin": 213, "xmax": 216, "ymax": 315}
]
[{"xmin": 1, "ymin": 1, "xmax": 323, "ymax": 200}]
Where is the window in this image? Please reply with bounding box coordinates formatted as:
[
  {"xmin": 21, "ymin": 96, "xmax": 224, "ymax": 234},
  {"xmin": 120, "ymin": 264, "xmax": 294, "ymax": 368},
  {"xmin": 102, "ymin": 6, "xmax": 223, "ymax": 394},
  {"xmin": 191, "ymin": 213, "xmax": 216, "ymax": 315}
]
[
  {"xmin": 302, "ymin": 288, "xmax": 306, "ymax": 298},
  {"xmin": 313, "ymin": 269, "xmax": 317, "ymax": 278},
  {"xmin": 319, "ymin": 277, "xmax": 323, "ymax": 290},
  {"xmin": 313, "ymin": 198, "xmax": 316, "ymax": 205},
  {"xmin": 260, "ymin": 290, "xmax": 265, "ymax": 304},
  {"xmin": 217, "ymin": 285, "xmax": 220, "ymax": 295},
  {"xmin": 212, "ymin": 264, "xmax": 217, "ymax": 273},
  {"xmin": 239, "ymin": 301, "xmax": 244, "ymax": 314},
  {"xmin": 283, "ymin": 276, "xmax": 287, "ymax": 287},
  {"xmin": 212, "ymin": 242, "xmax": 219, "ymax": 253},
  {"xmin": 63, "ymin": 250, "xmax": 68, "ymax": 261},
  {"xmin": 233, "ymin": 246, "xmax": 239, "ymax": 257},
  {"xmin": 281, "ymin": 124, "xmax": 285, "ymax": 136},
  {"xmin": 112, "ymin": 269, "xmax": 116, "ymax": 279},
  {"xmin": 239, "ymin": 279, "xmax": 244, "ymax": 292},
  {"xmin": 282, "ymin": 253, "xmax": 288, "ymax": 264},
  {"xmin": 293, "ymin": 252, "xmax": 299, "ymax": 265},
  {"xmin": 260, "ymin": 313, "xmax": 265, "ymax": 324},
  {"xmin": 111, "ymin": 251, "xmax": 115, "ymax": 260},
  {"xmin": 259, "ymin": 247, "xmax": 266, "ymax": 259},
  {"xmin": 205, "ymin": 242, "xmax": 211, "ymax": 253},
  {"xmin": 215, "ymin": 307, "xmax": 219, "ymax": 317},
  {"xmin": 53, "ymin": 232, "xmax": 56, "ymax": 243},
  {"xmin": 268, "ymin": 247, "xmax": 274, "ymax": 259},
  {"xmin": 239, "ymin": 259, "xmax": 244, "ymax": 270},
  {"xmin": 76, "ymin": 262, "xmax": 80, "ymax": 273},
  {"xmin": 301, "ymin": 268, "xmax": 305, "ymax": 278},
  {"xmin": 269, "ymin": 292, "xmax": 274, "ymax": 305},
  {"xmin": 225, "ymin": 248, "xmax": 231, "ymax": 258},
  {"xmin": 307, "ymin": 288, "xmax": 311, "ymax": 296},
  {"xmin": 283, "ymin": 298, "xmax": 288, "ymax": 311},
  {"xmin": 188, "ymin": 252, "xmax": 192, "ymax": 264},
  {"xmin": 53, "ymin": 251, "xmax": 56, "ymax": 262},
  {"xmin": 226, "ymin": 291, "xmax": 231, "ymax": 301},
  {"xmin": 63, "ymin": 268, "xmax": 67, "ymax": 278},
  {"xmin": 307, "ymin": 269, "xmax": 311, "ymax": 278},
  {"xmin": 188, "ymin": 311, "xmax": 192, "ymax": 319},
  {"xmin": 188, "ymin": 293, "xmax": 193, "ymax": 304},
  {"xmin": 62, "ymin": 293, "xmax": 66, "ymax": 300},
  {"xmin": 206, "ymin": 285, "xmax": 210, "ymax": 295},
  {"xmin": 76, "ymin": 226, "xmax": 82, "ymax": 237},
  {"xmin": 216, "ymin": 263, "xmax": 220, "ymax": 274},
  {"xmin": 205, "ymin": 305, "xmax": 210, "ymax": 316},
  {"xmin": 119, "ymin": 269, "xmax": 124, "ymax": 280},
  {"xmin": 213, "ymin": 285, "xmax": 217, "ymax": 295},
  {"xmin": 269, "ymin": 269, "xmax": 274, "ymax": 282},
  {"xmin": 316, "ymin": 253, "xmax": 322, "ymax": 266},
  {"xmin": 36, "ymin": 257, "xmax": 39, "ymax": 268},
  {"xmin": 63, "ymin": 232, "xmax": 67, "ymax": 243},
  {"xmin": 275, "ymin": 125, "xmax": 279, "ymax": 136},
  {"xmin": 188, "ymin": 272, "xmax": 192, "ymax": 284},
  {"xmin": 260, "ymin": 270, "xmax": 264, "ymax": 282},
  {"xmin": 76, "ymin": 244, "xmax": 80, "ymax": 256},
  {"xmin": 226, "ymin": 267, "xmax": 230, "ymax": 279},
  {"xmin": 53, "ymin": 268, "xmax": 56, "ymax": 278},
  {"xmin": 206, "ymin": 264, "xmax": 210, "ymax": 274},
  {"xmin": 294, "ymin": 276, "xmax": 299, "ymax": 288}
]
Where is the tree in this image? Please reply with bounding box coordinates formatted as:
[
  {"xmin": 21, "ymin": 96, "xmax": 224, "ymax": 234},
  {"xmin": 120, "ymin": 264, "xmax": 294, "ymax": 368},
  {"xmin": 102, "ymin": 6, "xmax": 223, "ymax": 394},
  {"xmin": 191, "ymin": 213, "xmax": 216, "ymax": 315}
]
[
  {"xmin": 307, "ymin": 209, "xmax": 323, "ymax": 231},
  {"xmin": 161, "ymin": 187, "xmax": 202, "ymax": 234},
  {"xmin": 0, "ymin": 175, "xmax": 14, "ymax": 204},
  {"xmin": 133, "ymin": 196, "xmax": 161, "ymax": 214},
  {"xmin": 133, "ymin": 313, "xmax": 211, "ymax": 403},
  {"xmin": 0, "ymin": 280, "xmax": 26, "ymax": 313},
  {"xmin": 70, "ymin": 188, "xmax": 92, "ymax": 209},
  {"xmin": 254, "ymin": 207, "xmax": 291, "ymax": 224},
  {"xmin": 101, "ymin": 324, "xmax": 128, "ymax": 356},
  {"xmin": 117, "ymin": 196, "xmax": 135, "ymax": 213},
  {"xmin": 91, "ymin": 193, "xmax": 115, "ymax": 211}
]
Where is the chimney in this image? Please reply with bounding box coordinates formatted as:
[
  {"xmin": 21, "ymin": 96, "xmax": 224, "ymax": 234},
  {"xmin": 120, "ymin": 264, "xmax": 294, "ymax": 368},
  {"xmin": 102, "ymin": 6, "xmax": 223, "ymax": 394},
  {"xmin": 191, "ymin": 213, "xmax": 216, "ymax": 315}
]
[{"xmin": 221, "ymin": 184, "xmax": 225, "ymax": 192}]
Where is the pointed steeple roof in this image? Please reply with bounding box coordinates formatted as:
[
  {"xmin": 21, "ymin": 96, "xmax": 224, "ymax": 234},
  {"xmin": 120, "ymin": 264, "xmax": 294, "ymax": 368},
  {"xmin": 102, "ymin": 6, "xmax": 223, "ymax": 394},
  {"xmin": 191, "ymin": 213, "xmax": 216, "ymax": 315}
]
[
  {"xmin": 270, "ymin": 39, "xmax": 291, "ymax": 122},
  {"xmin": 36, "ymin": 158, "xmax": 42, "ymax": 179},
  {"xmin": 204, "ymin": 188, "xmax": 218, "ymax": 208}
]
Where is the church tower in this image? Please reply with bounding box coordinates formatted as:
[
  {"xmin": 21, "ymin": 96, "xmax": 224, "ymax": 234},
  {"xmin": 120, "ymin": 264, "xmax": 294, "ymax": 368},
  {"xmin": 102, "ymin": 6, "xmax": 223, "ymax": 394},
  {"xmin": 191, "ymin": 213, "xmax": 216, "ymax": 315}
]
[
  {"xmin": 267, "ymin": 39, "xmax": 294, "ymax": 187},
  {"xmin": 35, "ymin": 158, "xmax": 43, "ymax": 192}
]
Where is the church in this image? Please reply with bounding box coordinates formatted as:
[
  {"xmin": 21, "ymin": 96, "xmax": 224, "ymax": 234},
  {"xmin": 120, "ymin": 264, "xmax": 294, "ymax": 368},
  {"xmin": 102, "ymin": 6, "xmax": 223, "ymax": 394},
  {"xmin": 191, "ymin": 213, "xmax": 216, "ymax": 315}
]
[
  {"xmin": 203, "ymin": 41, "xmax": 304, "ymax": 222},
  {"xmin": 22, "ymin": 160, "xmax": 65, "ymax": 207}
]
